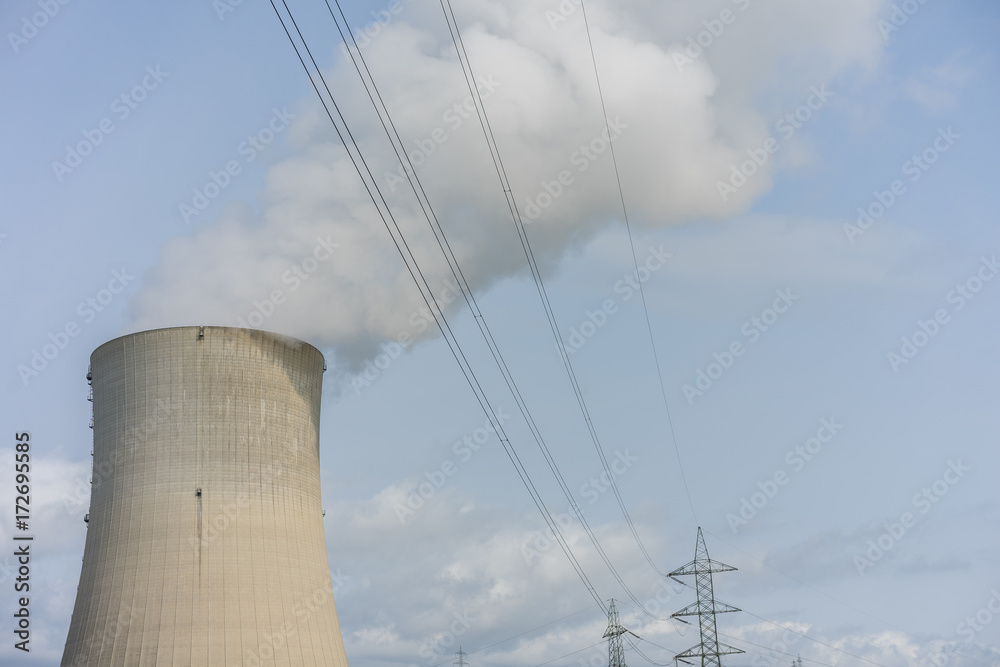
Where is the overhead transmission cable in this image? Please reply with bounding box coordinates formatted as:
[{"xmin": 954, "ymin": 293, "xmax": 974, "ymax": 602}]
[
  {"xmin": 267, "ymin": 0, "xmax": 606, "ymax": 616},
  {"xmin": 436, "ymin": 0, "xmax": 670, "ymax": 588},
  {"xmin": 569, "ymin": 10, "xmax": 900, "ymax": 667},
  {"xmin": 324, "ymin": 0, "xmax": 665, "ymax": 616},
  {"xmin": 273, "ymin": 5, "xmax": 896, "ymax": 667},
  {"xmin": 577, "ymin": 0, "xmax": 698, "ymax": 529}
]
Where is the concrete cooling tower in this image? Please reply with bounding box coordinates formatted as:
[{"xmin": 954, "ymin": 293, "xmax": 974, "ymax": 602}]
[{"xmin": 62, "ymin": 326, "xmax": 350, "ymax": 666}]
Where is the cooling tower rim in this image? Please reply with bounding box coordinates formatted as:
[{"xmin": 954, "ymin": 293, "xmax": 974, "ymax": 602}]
[{"xmin": 91, "ymin": 326, "xmax": 325, "ymax": 366}]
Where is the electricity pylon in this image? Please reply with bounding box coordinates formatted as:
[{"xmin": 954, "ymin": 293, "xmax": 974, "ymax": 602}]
[
  {"xmin": 604, "ymin": 599, "xmax": 637, "ymax": 667},
  {"xmin": 455, "ymin": 646, "xmax": 468, "ymax": 667},
  {"xmin": 669, "ymin": 527, "xmax": 744, "ymax": 666}
]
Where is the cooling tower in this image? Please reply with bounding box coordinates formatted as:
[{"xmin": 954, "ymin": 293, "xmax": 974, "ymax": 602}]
[{"xmin": 62, "ymin": 326, "xmax": 350, "ymax": 667}]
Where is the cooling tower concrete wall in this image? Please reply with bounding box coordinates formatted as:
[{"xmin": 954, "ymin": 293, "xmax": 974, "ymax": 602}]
[{"xmin": 62, "ymin": 326, "xmax": 350, "ymax": 667}]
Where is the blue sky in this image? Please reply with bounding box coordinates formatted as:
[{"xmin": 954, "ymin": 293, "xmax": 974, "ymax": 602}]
[{"xmin": 2, "ymin": 0, "xmax": 999, "ymax": 665}]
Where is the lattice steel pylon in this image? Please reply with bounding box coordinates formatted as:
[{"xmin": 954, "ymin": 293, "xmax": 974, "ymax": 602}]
[
  {"xmin": 455, "ymin": 646, "xmax": 468, "ymax": 667},
  {"xmin": 604, "ymin": 599, "xmax": 637, "ymax": 667},
  {"xmin": 668, "ymin": 527, "xmax": 744, "ymax": 666}
]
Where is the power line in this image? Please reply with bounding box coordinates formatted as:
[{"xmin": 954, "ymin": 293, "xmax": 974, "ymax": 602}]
[
  {"xmin": 577, "ymin": 0, "xmax": 698, "ymax": 530},
  {"xmin": 325, "ymin": 0, "xmax": 658, "ymax": 615},
  {"xmin": 273, "ymin": 7, "xmax": 915, "ymax": 667},
  {"xmin": 267, "ymin": 0, "xmax": 605, "ymax": 615},
  {"xmin": 437, "ymin": 0, "xmax": 669, "ymax": 594}
]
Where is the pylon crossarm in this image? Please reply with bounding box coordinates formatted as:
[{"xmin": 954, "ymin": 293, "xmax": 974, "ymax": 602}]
[
  {"xmin": 670, "ymin": 602, "xmax": 703, "ymax": 617},
  {"xmin": 716, "ymin": 642, "xmax": 745, "ymax": 656},
  {"xmin": 671, "ymin": 600, "xmax": 738, "ymax": 617},
  {"xmin": 674, "ymin": 644, "xmax": 705, "ymax": 659},
  {"xmin": 668, "ymin": 559, "xmax": 737, "ymax": 577},
  {"xmin": 675, "ymin": 644, "xmax": 745, "ymax": 660}
]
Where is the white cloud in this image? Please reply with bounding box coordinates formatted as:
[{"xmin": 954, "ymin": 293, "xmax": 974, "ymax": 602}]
[
  {"xmin": 127, "ymin": 0, "xmax": 886, "ymax": 371},
  {"xmin": 902, "ymin": 49, "xmax": 976, "ymax": 115}
]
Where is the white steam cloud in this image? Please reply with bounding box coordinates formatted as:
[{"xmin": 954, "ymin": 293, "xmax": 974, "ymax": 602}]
[{"xmin": 127, "ymin": 0, "xmax": 885, "ymax": 369}]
